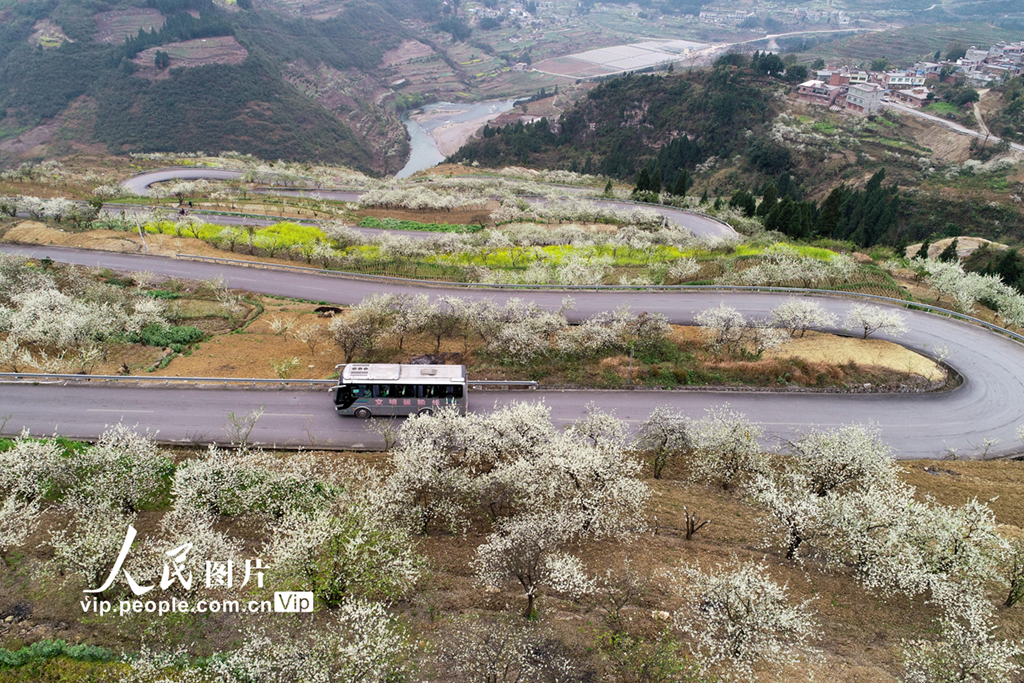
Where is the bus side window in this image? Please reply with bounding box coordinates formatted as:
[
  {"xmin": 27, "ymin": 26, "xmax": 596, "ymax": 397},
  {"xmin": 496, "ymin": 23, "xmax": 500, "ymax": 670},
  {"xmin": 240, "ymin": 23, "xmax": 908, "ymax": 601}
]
[
  {"xmin": 452, "ymin": 385, "xmax": 464, "ymax": 399},
  {"xmin": 375, "ymin": 384, "xmax": 391, "ymax": 398},
  {"xmin": 397, "ymin": 384, "xmax": 415, "ymax": 398}
]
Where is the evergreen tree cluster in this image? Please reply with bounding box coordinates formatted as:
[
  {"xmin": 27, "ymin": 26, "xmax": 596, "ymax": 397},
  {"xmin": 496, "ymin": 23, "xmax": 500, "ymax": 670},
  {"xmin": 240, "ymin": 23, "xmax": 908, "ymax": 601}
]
[
  {"xmin": 820, "ymin": 170, "xmax": 900, "ymax": 247},
  {"xmin": 435, "ymin": 17, "xmax": 472, "ymax": 42},
  {"xmin": 478, "ymin": 118, "xmax": 557, "ymax": 163},
  {"xmin": 726, "ymin": 170, "xmax": 900, "ymax": 245}
]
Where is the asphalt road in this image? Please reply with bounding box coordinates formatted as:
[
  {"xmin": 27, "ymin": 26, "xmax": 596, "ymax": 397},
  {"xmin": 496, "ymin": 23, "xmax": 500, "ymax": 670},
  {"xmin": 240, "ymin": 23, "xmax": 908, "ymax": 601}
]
[
  {"xmin": 2, "ymin": 243, "xmax": 1023, "ymax": 458},
  {"xmin": 119, "ymin": 169, "xmax": 738, "ymax": 239}
]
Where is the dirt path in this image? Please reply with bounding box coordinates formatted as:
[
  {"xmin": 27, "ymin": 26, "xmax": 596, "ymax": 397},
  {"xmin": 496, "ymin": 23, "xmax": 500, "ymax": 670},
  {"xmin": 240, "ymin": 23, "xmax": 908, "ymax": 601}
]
[{"xmin": 974, "ymin": 99, "xmax": 991, "ymax": 138}]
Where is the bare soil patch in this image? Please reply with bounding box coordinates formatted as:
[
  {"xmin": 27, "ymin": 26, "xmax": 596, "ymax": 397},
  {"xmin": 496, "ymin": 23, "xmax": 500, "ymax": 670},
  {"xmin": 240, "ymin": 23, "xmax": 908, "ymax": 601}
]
[
  {"xmin": 92, "ymin": 9, "xmax": 165, "ymax": 43},
  {"xmin": 2, "ymin": 222, "xmax": 145, "ymax": 254},
  {"xmin": 905, "ymin": 235, "xmax": 1007, "ymax": 260},
  {"xmin": 0, "ymin": 119, "xmax": 59, "ymax": 154},
  {"xmin": 900, "ymin": 114, "xmax": 973, "ymax": 164},
  {"xmin": 131, "ymin": 36, "xmax": 248, "ymax": 80},
  {"xmin": 27, "ymin": 20, "xmax": 71, "ymax": 49},
  {"xmin": 381, "ymin": 39, "xmax": 436, "ymax": 67},
  {"xmin": 162, "ymin": 299, "xmax": 340, "ymax": 380}
]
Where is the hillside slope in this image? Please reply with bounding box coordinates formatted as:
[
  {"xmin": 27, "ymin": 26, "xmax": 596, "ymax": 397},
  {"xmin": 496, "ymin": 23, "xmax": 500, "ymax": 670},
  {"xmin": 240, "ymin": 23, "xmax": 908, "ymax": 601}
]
[
  {"xmin": 0, "ymin": 0, "xmax": 432, "ymax": 172},
  {"xmin": 452, "ymin": 65, "xmax": 783, "ymax": 179}
]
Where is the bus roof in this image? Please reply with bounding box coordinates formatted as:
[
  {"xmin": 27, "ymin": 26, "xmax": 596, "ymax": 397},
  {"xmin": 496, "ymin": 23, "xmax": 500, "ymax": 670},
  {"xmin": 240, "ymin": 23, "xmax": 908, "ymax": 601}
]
[{"xmin": 340, "ymin": 363, "xmax": 466, "ymax": 383}]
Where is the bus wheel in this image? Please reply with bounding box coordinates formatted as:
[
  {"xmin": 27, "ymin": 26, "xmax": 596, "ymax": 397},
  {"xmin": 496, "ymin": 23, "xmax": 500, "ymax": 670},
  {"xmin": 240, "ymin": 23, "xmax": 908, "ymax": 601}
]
[
  {"xmin": 354, "ymin": 408, "xmax": 372, "ymax": 419},
  {"xmin": 417, "ymin": 408, "xmax": 434, "ymax": 417}
]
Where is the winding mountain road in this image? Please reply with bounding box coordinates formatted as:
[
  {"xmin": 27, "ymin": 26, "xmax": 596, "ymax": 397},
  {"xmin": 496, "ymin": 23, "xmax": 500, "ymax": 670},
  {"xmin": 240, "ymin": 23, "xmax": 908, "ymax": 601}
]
[
  {"xmin": 118, "ymin": 169, "xmax": 738, "ymax": 240},
  {"xmin": 2, "ymin": 243, "xmax": 1023, "ymax": 458}
]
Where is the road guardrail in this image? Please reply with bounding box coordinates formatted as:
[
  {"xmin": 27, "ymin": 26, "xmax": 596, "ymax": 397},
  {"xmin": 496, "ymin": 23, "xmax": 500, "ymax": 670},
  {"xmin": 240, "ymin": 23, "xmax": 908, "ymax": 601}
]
[{"xmin": 0, "ymin": 372, "xmax": 540, "ymax": 390}]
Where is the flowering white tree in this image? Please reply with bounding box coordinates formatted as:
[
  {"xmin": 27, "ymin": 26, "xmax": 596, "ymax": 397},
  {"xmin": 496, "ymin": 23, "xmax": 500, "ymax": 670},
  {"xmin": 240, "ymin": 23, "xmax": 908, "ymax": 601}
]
[
  {"xmin": 903, "ymin": 582, "xmax": 1022, "ymax": 683},
  {"xmin": 717, "ymin": 246, "xmax": 857, "ymax": 289},
  {"xmin": 669, "ymin": 558, "xmax": 817, "ymax": 679},
  {"xmin": 632, "ymin": 405, "xmax": 693, "ymax": 479},
  {"xmin": 0, "ymin": 434, "xmax": 74, "ymax": 500},
  {"xmin": 844, "ymin": 304, "xmax": 908, "ymax": 339},
  {"xmin": 267, "ymin": 501, "xmax": 421, "ymax": 605},
  {"xmin": 77, "ymin": 424, "xmax": 172, "ymax": 514},
  {"xmin": 553, "ymin": 252, "xmax": 614, "ymax": 286},
  {"xmin": 770, "ymin": 297, "xmax": 838, "ymax": 337},
  {"xmin": 292, "ymin": 322, "xmax": 330, "ymax": 355},
  {"xmin": 380, "ymin": 401, "xmax": 649, "ymax": 539},
  {"xmin": 751, "ymin": 425, "xmax": 898, "ymax": 560},
  {"xmin": 788, "ymin": 424, "xmax": 897, "ymax": 498},
  {"xmin": 127, "ymin": 598, "xmax": 413, "ymax": 683},
  {"xmin": 0, "ymin": 497, "xmax": 41, "ymax": 560},
  {"xmin": 473, "ymin": 511, "xmax": 595, "ymax": 618},
  {"xmin": 47, "ymin": 496, "xmax": 136, "ymax": 590},
  {"xmin": 690, "ymin": 406, "xmax": 767, "ymax": 490},
  {"xmin": 667, "ymin": 257, "xmax": 700, "ymax": 283},
  {"xmin": 695, "ymin": 304, "xmax": 783, "ymax": 355},
  {"xmin": 172, "ymin": 445, "xmax": 336, "ymax": 519},
  {"xmin": 816, "ymin": 480, "xmax": 931, "ymax": 596}
]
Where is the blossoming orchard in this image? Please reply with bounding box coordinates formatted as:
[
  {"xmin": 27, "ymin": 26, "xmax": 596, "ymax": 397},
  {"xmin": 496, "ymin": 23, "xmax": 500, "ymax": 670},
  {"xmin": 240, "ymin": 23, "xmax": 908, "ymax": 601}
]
[{"xmin": 3, "ymin": 155, "xmax": 1024, "ymax": 682}]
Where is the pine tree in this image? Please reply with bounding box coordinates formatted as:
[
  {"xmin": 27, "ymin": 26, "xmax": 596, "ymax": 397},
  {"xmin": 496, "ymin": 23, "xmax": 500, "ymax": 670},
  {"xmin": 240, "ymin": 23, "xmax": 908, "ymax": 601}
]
[
  {"xmin": 937, "ymin": 238, "xmax": 959, "ymax": 263},
  {"xmin": 672, "ymin": 170, "xmax": 691, "ymax": 197},
  {"xmin": 650, "ymin": 169, "xmax": 662, "ymax": 194},
  {"xmin": 915, "ymin": 238, "xmax": 931, "ymax": 260},
  {"xmin": 700, "ymin": 188, "xmax": 709, "ymax": 205},
  {"xmin": 756, "ymin": 184, "xmax": 778, "ymax": 217},
  {"xmin": 603, "ymin": 180, "xmax": 613, "ymax": 196},
  {"xmin": 776, "ymin": 173, "xmax": 795, "ymax": 200},
  {"xmin": 816, "ymin": 187, "xmax": 845, "ymax": 236},
  {"xmin": 995, "ymin": 248, "xmax": 1024, "ymax": 289},
  {"xmin": 633, "ymin": 168, "xmax": 651, "ymax": 195}
]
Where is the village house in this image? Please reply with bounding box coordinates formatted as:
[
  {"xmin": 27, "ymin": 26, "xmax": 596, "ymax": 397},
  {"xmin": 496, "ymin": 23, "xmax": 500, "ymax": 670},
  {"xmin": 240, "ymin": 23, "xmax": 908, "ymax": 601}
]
[
  {"xmin": 894, "ymin": 86, "xmax": 931, "ymax": 108},
  {"xmin": 880, "ymin": 71, "xmax": 926, "ymax": 89},
  {"xmin": 845, "ymin": 82, "xmax": 885, "ymax": 115},
  {"xmin": 797, "ymin": 79, "xmax": 843, "ymax": 107}
]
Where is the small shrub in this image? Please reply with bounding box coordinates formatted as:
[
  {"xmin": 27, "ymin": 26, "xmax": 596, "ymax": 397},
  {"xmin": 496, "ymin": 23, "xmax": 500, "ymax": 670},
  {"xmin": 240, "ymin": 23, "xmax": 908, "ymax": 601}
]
[
  {"xmin": 132, "ymin": 324, "xmax": 206, "ymax": 352},
  {"xmin": 0, "ymin": 640, "xmax": 116, "ymax": 669}
]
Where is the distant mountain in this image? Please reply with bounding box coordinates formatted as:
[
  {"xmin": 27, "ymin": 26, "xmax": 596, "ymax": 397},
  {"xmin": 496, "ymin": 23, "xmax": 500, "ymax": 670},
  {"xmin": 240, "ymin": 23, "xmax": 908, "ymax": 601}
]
[{"xmin": 0, "ymin": 0, "xmax": 437, "ymax": 173}]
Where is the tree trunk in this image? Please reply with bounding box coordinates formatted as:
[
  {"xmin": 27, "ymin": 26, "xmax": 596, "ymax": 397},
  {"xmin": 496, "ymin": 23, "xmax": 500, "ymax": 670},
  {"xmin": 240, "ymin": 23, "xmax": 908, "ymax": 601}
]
[{"xmin": 523, "ymin": 591, "xmax": 535, "ymax": 619}]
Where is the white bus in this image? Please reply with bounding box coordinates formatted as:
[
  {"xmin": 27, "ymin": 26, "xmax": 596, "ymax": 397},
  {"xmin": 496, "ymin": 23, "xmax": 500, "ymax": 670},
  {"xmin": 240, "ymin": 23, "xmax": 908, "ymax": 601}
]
[{"xmin": 331, "ymin": 363, "xmax": 468, "ymax": 418}]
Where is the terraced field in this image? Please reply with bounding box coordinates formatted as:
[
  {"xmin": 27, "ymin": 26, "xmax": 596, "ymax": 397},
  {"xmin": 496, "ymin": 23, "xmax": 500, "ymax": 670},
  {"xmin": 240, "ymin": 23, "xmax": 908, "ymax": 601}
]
[
  {"xmin": 93, "ymin": 8, "xmax": 165, "ymax": 44},
  {"xmin": 799, "ymin": 22, "xmax": 1022, "ymax": 66},
  {"xmin": 130, "ymin": 36, "xmax": 249, "ymax": 79}
]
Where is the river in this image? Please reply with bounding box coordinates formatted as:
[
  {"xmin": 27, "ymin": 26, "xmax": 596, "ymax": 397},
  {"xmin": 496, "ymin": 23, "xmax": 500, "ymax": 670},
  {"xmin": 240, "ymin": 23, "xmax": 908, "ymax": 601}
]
[{"xmin": 396, "ymin": 99, "xmax": 517, "ymax": 179}]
